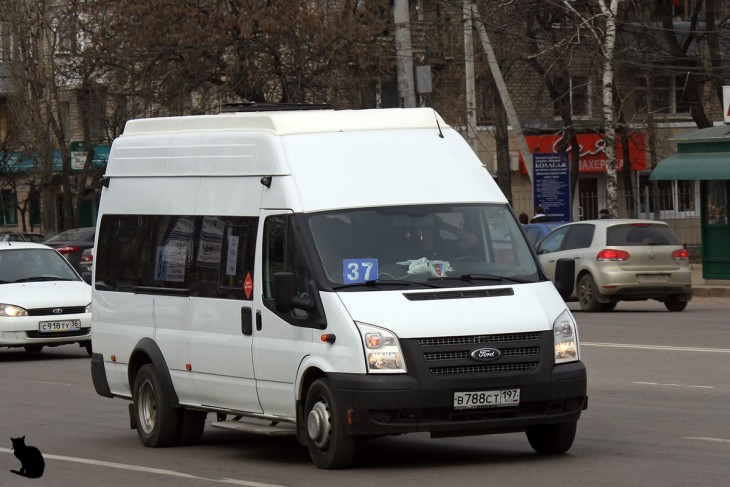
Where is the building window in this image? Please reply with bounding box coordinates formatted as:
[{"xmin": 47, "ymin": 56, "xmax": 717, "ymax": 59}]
[
  {"xmin": 638, "ymin": 175, "xmax": 699, "ymax": 219},
  {"xmin": 569, "ymin": 76, "xmax": 590, "ymax": 117},
  {"xmin": 29, "ymin": 190, "xmax": 41, "ymax": 226},
  {"xmin": 635, "ymin": 75, "xmax": 691, "ymax": 116},
  {"xmin": 655, "ymin": 0, "xmax": 697, "ymax": 21},
  {"xmin": 1, "ymin": 189, "xmax": 17, "ymax": 226},
  {"xmin": 554, "ymin": 76, "xmax": 591, "ymax": 118},
  {"xmin": 705, "ymin": 180, "xmax": 728, "ymax": 225}
]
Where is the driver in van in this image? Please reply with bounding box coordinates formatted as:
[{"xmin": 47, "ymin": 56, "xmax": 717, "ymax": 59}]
[{"xmin": 403, "ymin": 216, "xmax": 477, "ymax": 259}]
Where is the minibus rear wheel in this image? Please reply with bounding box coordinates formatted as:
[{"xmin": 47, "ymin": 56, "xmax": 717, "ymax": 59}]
[
  {"xmin": 133, "ymin": 364, "xmax": 180, "ymax": 447},
  {"xmin": 304, "ymin": 378, "xmax": 356, "ymax": 469}
]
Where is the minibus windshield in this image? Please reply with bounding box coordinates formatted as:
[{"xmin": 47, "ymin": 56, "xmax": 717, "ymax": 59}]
[{"xmin": 306, "ymin": 204, "xmax": 540, "ymax": 288}]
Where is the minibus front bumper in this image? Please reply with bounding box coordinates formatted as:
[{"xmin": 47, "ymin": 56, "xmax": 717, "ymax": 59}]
[{"xmin": 325, "ymin": 361, "xmax": 587, "ymax": 437}]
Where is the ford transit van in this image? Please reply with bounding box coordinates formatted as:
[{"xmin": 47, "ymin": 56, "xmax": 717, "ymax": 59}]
[{"xmin": 90, "ymin": 106, "xmax": 586, "ymax": 469}]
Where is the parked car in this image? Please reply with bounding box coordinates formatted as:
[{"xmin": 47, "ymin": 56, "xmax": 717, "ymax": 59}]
[
  {"xmin": 522, "ymin": 221, "xmax": 566, "ymax": 248},
  {"xmin": 23, "ymin": 232, "xmax": 46, "ymax": 243},
  {"xmin": 79, "ymin": 247, "xmax": 93, "ymax": 283},
  {"xmin": 0, "ymin": 241, "xmax": 92, "ymax": 355},
  {"xmin": 42, "ymin": 227, "xmax": 95, "ymax": 272},
  {"xmin": 535, "ymin": 219, "xmax": 692, "ymax": 312},
  {"xmin": 0, "ymin": 231, "xmax": 45, "ymax": 243}
]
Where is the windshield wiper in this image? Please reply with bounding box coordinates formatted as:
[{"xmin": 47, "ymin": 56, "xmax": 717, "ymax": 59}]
[
  {"xmin": 432, "ymin": 274, "xmax": 532, "ymax": 284},
  {"xmin": 333, "ymin": 279, "xmax": 439, "ymax": 290}
]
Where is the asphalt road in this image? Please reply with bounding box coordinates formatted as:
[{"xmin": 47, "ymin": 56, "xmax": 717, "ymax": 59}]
[{"xmin": 1, "ymin": 297, "xmax": 729, "ymax": 486}]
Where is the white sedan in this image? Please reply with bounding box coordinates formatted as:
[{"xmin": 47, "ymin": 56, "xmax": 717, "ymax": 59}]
[{"xmin": 0, "ymin": 242, "xmax": 91, "ymax": 354}]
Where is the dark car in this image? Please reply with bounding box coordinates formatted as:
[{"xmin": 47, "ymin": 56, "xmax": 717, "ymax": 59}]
[
  {"xmin": 42, "ymin": 227, "xmax": 95, "ymax": 273},
  {"xmin": 522, "ymin": 221, "xmax": 566, "ymax": 248},
  {"xmin": 79, "ymin": 247, "xmax": 93, "ymax": 283},
  {"xmin": 0, "ymin": 231, "xmax": 45, "ymax": 243}
]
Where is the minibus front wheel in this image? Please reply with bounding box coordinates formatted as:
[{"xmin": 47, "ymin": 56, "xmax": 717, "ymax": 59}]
[
  {"xmin": 304, "ymin": 378, "xmax": 357, "ymax": 469},
  {"xmin": 526, "ymin": 420, "xmax": 577, "ymax": 454},
  {"xmin": 133, "ymin": 364, "xmax": 180, "ymax": 447}
]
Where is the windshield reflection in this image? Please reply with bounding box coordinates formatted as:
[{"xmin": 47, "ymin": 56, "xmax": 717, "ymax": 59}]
[{"xmin": 306, "ymin": 204, "xmax": 539, "ymax": 288}]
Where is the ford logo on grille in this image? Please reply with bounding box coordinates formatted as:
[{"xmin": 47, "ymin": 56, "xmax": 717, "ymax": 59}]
[
  {"xmin": 470, "ymin": 347, "xmax": 501, "ymax": 362},
  {"xmin": 53, "ymin": 308, "xmax": 63, "ymax": 314}
]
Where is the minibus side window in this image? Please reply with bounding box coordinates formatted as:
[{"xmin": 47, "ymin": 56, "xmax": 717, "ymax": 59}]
[
  {"xmin": 96, "ymin": 214, "xmax": 256, "ymax": 300},
  {"xmin": 263, "ymin": 215, "xmax": 315, "ymax": 322}
]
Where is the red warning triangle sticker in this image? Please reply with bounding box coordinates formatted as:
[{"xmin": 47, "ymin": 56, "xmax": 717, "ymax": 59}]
[{"xmin": 244, "ymin": 273, "xmax": 253, "ymax": 299}]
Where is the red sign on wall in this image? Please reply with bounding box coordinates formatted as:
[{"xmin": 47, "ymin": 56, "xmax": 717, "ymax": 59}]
[{"xmin": 519, "ymin": 133, "xmax": 647, "ymax": 174}]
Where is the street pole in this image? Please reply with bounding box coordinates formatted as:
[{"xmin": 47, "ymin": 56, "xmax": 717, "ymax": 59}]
[
  {"xmin": 393, "ymin": 0, "xmax": 417, "ymax": 108},
  {"xmin": 472, "ymin": 4, "xmax": 533, "ymax": 182},
  {"xmin": 463, "ymin": 1, "xmax": 478, "ymax": 151}
]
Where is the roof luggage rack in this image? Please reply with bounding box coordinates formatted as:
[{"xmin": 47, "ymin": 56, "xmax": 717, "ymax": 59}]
[{"xmin": 220, "ymin": 102, "xmax": 335, "ymax": 113}]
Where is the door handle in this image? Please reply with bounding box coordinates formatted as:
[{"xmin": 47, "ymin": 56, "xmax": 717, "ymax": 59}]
[
  {"xmin": 256, "ymin": 310, "xmax": 262, "ymax": 331},
  {"xmin": 241, "ymin": 307, "xmax": 253, "ymax": 336}
]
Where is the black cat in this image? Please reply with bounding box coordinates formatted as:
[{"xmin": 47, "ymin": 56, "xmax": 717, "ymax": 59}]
[{"xmin": 10, "ymin": 436, "xmax": 45, "ymax": 478}]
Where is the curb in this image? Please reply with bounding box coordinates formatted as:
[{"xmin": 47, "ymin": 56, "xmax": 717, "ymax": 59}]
[{"xmin": 692, "ymin": 287, "xmax": 730, "ymax": 298}]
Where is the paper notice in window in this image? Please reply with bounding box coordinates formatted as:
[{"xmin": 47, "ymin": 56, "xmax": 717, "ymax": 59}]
[{"xmin": 226, "ymin": 235, "xmax": 239, "ymax": 276}]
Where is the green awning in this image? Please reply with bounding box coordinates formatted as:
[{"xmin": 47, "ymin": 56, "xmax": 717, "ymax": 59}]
[{"xmin": 650, "ymin": 152, "xmax": 730, "ymax": 180}]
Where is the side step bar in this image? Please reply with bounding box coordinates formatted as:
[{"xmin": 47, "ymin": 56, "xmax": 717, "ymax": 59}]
[{"xmin": 211, "ymin": 417, "xmax": 296, "ymax": 437}]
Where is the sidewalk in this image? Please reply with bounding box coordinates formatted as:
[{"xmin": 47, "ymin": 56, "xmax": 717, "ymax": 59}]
[{"xmin": 691, "ymin": 264, "xmax": 730, "ymax": 298}]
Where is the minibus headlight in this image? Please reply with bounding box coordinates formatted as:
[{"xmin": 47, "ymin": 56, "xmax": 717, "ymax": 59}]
[
  {"xmin": 356, "ymin": 322, "xmax": 407, "ymax": 374},
  {"xmin": 0, "ymin": 304, "xmax": 28, "ymax": 317},
  {"xmin": 85, "ymin": 302, "xmax": 92, "ymax": 314},
  {"xmin": 553, "ymin": 309, "xmax": 579, "ymax": 364}
]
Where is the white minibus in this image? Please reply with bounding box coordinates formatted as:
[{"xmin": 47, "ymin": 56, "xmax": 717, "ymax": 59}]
[{"xmin": 90, "ymin": 106, "xmax": 586, "ymax": 469}]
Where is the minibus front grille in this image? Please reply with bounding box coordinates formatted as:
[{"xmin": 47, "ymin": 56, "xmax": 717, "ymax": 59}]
[
  {"xmin": 424, "ymin": 347, "xmax": 539, "ymax": 361},
  {"xmin": 430, "ymin": 362, "xmax": 536, "ymax": 375},
  {"xmin": 407, "ymin": 331, "xmax": 545, "ymax": 378},
  {"xmin": 418, "ymin": 332, "xmax": 540, "ymax": 347}
]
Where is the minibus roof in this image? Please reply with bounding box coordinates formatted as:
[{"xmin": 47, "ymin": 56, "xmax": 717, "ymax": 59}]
[{"xmin": 122, "ymin": 108, "xmax": 449, "ymax": 136}]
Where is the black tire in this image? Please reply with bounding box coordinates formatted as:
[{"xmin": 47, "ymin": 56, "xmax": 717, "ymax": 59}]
[
  {"xmin": 577, "ymin": 274, "xmax": 603, "ymax": 312},
  {"xmin": 665, "ymin": 297, "xmax": 688, "ymax": 312},
  {"xmin": 176, "ymin": 410, "xmax": 207, "ymax": 446},
  {"xmin": 24, "ymin": 345, "xmax": 43, "ymax": 353},
  {"xmin": 304, "ymin": 378, "xmax": 357, "ymax": 469},
  {"xmin": 602, "ymin": 302, "xmax": 617, "ymax": 311},
  {"xmin": 132, "ymin": 364, "xmax": 179, "ymax": 447},
  {"xmin": 84, "ymin": 341, "xmax": 93, "ymax": 357},
  {"xmin": 526, "ymin": 421, "xmax": 577, "ymax": 454}
]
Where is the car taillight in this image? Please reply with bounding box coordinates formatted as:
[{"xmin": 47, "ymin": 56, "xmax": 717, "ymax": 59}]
[
  {"xmin": 55, "ymin": 246, "xmax": 81, "ymax": 254},
  {"xmin": 81, "ymin": 254, "xmax": 93, "ymax": 263},
  {"xmin": 672, "ymin": 248, "xmax": 689, "ymax": 260},
  {"xmin": 596, "ymin": 249, "xmax": 630, "ymax": 261}
]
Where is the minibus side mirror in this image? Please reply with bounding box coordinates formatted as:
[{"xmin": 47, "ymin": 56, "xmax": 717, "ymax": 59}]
[
  {"xmin": 553, "ymin": 258, "xmax": 575, "ymax": 300},
  {"xmin": 273, "ymin": 272, "xmax": 314, "ymax": 313}
]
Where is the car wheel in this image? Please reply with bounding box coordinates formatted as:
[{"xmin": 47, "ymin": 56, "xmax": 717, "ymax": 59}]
[
  {"xmin": 132, "ymin": 364, "xmax": 179, "ymax": 447},
  {"xmin": 176, "ymin": 410, "xmax": 207, "ymax": 445},
  {"xmin": 577, "ymin": 274, "xmax": 603, "ymax": 312},
  {"xmin": 526, "ymin": 421, "xmax": 577, "ymax": 454},
  {"xmin": 304, "ymin": 378, "xmax": 357, "ymax": 469},
  {"xmin": 665, "ymin": 297, "xmax": 688, "ymax": 312},
  {"xmin": 24, "ymin": 345, "xmax": 43, "ymax": 353}
]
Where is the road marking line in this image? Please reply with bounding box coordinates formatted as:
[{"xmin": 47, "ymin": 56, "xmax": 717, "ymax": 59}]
[
  {"xmin": 684, "ymin": 437, "xmax": 730, "ymax": 444},
  {"xmin": 583, "ymin": 342, "xmax": 730, "ymax": 353},
  {"xmin": 633, "ymin": 381, "xmax": 714, "ymax": 389},
  {"xmin": 0, "ymin": 448, "xmax": 284, "ymax": 486}
]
